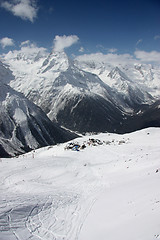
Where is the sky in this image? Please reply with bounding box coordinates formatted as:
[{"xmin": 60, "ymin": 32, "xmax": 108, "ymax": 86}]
[{"xmin": 0, "ymin": 0, "xmax": 160, "ymax": 63}]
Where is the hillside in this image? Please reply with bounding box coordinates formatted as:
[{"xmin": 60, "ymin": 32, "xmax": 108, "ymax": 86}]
[
  {"xmin": 0, "ymin": 127, "xmax": 160, "ymax": 240},
  {"xmin": 0, "ymin": 61, "xmax": 77, "ymax": 157}
]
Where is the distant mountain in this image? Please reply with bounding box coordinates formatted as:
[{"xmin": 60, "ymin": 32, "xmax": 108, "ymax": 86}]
[
  {"xmin": 122, "ymin": 100, "xmax": 160, "ymax": 133},
  {"xmin": 0, "ymin": 63, "xmax": 77, "ymax": 157},
  {"xmin": 75, "ymin": 54, "xmax": 160, "ymax": 99},
  {"xmin": 1, "ymin": 49, "xmax": 160, "ymax": 134},
  {"xmin": 106, "ymin": 66, "xmax": 154, "ymax": 110}
]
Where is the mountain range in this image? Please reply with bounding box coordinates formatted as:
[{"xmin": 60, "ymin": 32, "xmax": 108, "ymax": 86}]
[
  {"xmin": 0, "ymin": 62, "xmax": 77, "ymax": 157},
  {"xmin": 0, "ymin": 48, "xmax": 160, "ymax": 156}
]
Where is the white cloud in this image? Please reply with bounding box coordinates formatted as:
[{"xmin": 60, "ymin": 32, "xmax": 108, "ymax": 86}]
[
  {"xmin": 108, "ymin": 48, "xmax": 117, "ymax": 53},
  {"xmin": 136, "ymin": 39, "xmax": 143, "ymax": 46},
  {"xmin": 3, "ymin": 42, "xmax": 48, "ymax": 61},
  {"xmin": 154, "ymin": 35, "xmax": 160, "ymax": 40},
  {"xmin": 20, "ymin": 43, "xmax": 48, "ymax": 58},
  {"xmin": 53, "ymin": 35, "xmax": 79, "ymax": 52},
  {"xmin": 0, "ymin": 37, "xmax": 14, "ymax": 48},
  {"xmin": 76, "ymin": 50, "xmax": 160, "ymax": 66},
  {"xmin": 135, "ymin": 50, "xmax": 160, "ymax": 64},
  {"xmin": 20, "ymin": 40, "xmax": 30, "ymax": 46},
  {"xmin": 79, "ymin": 47, "xmax": 85, "ymax": 53},
  {"xmin": 1, "ymin": 0, "xmax": 38, "ymax": 22},
  {"xmin": 96, "ymin": 44, "xmax": 107, "ymax": 51},
  {"xmin": 76, "ymin": 52, "xmax": 135, "ymax": 66}
]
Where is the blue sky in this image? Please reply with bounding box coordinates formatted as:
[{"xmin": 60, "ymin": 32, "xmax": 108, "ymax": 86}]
[{"xmin": 0, "ymin": 0, "xmax": 160, "ymax": 57}]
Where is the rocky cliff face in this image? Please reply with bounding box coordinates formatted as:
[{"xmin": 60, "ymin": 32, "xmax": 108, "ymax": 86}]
[{"xmin": 0, "ymin": 62, "xmax": 77, "ymax": 157}]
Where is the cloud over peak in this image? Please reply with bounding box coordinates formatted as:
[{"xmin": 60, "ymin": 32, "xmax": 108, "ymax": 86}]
[
  {"xmin": 76, "ymin": 49, "xmax": 160, "ymax": 66},
  {"xmin": 135, "ymin": 50, "xmax": 160, "ymax": 64},
  {"xmin": 53, "ymin": 35, "xmax": 79, "ymax": 52},
  {"xmin": 0, "ymin": 37, "xmax": 14, "ymax": 49},
  {"xmin": 1, "ymin": 0, "xmax": 38, "ymax": 22},
  {"xmin": 136, "ymin": 39, "xmax": 143, "ymax": 46},
  {"xmin": 76, "ymin": 52, "xmax": 135, "ymax": 66}
]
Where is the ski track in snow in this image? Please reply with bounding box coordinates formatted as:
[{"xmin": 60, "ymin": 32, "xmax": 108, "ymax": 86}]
[
  {"xmin": 0, "ymin": 149, "xmax": 103, "ymax": 240},
  {"xmin": 0, "ymin": 128, "xmax": 160, "ymax": 240}
]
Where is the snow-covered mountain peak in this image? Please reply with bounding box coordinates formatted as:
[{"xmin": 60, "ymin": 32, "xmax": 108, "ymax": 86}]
[
  {"xmin": 41, "ymin": 50, "xmax": 69, "ymax": 73},
  {"xmin": 76, "ymin": 55, "xmax": 160, "ymax": 99},
  {"xmin": 1, "ymin": 50, "xmax": 159, "ymax": 134},
  {"xmin": 108, "ymin": 66, "xmax": 131, "ymax": 82},
  {"xmin": 3, "ymin": 45, "xmax": 48, "ymax": 64}
]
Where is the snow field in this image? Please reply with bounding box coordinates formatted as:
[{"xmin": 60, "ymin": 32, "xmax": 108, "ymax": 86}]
[{"xmin": 0, "ymin": 127, "xmax": 160, "ymax": 240}]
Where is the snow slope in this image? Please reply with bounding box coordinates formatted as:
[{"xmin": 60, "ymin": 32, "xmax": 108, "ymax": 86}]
[{"xmin": 0, "ymin": 127, "xmax": 160, "ymax": 240}]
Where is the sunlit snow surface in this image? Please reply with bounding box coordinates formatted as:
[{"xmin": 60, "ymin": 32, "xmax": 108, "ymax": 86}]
[{"xmin": 0, "ymin": 128, "xmax": 160, "ymax": 240}]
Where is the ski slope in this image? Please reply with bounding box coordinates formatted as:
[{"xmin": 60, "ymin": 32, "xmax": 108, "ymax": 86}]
[{"xmin": 0, "ymin": 127, "xmax": 160, "ymax": 240}]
